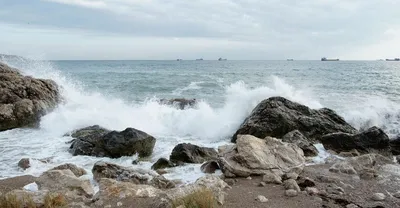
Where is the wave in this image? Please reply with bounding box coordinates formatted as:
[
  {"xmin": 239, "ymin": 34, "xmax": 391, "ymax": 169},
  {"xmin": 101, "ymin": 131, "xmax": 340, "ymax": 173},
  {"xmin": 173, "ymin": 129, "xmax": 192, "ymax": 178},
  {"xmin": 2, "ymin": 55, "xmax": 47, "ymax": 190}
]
[{"xmin": 172, "ymin": 81, "xmax": 204, "ymax": 95}]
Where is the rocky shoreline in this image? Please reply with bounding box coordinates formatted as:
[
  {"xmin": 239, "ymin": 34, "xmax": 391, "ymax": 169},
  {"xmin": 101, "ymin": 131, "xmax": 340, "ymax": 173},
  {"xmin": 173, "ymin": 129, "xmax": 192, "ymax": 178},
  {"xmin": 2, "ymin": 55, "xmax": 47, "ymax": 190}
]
[{"xmin": 1, "ymin": 61, "xmax": 400, "ymax": 207}]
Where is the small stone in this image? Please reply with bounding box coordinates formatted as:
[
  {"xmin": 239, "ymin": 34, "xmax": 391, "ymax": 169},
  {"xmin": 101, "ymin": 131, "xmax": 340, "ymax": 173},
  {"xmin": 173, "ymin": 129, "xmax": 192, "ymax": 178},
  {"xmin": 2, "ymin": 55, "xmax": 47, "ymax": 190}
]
[
  {"xmin": 18, "ymin": 158, "xmax": 30, "ymax": 170},
  {"xmin": 117, "ymin": 202, "xmax": 123, "ymax": 207},
  {"xmin": 246, "ymin": 176, "xmax": 252, "ymax": 180},
  {"xmin": 258, "ymin": 182, "xmax": 267, "ymax": 187},
  {"xmin": 224, "ymin": 179, "xmax": 236, "ymax": 186},
  {"xmin": 313, "ymin": 197, "xmax": 323, "ymax": 203},
  {"xmin": 346, "ymin": 204, "xmax": 359, "ymax": 208},
  {"xmin": 305, "ymin": 187, "xmax": 319, "ymax": 195},
  {"xmin": 262, "ymin": 173, "xmax": 282, "ymax": 184},
  {"xmin": 371, "ymin": 193, "xmax": 385, "ymax": 201},
  {"xmin": 393, "ymin": 191, "xmax": 400, "ymax": 198},
  {"xmin": 256, "ymin": 195, "xmax": 268, "ymax": 203},
  {"xmin": 283, "ymin": 179, "xmax": 300, "ymax": 192},
  {"xmin": 285, "ymin": 189, "xmax": 298, "ymax": 197}
]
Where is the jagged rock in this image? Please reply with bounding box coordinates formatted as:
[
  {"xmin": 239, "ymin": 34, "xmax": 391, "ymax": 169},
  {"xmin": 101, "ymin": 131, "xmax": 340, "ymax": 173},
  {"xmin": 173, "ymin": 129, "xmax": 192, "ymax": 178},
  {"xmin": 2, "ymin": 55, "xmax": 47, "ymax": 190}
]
[
  {"xmin": 200, "ymin": 160, "xmax": 220, "ymax": 173},
  {"xmin": 321, "ymin": 126, "xmax": 391, "ymax": 157},
  {"xmin": 256, "ymin": 195, "xmax": 268, "ymax": 202},
  {"xmin": 170, "ymin": 143, "xmax": 217, "ymax": 164},
  {"xmin": 371, "ymin": 193, "xmax": 385, "ymax": 201},
  {"xmin": 0, "ymin": 62, "xmax": 60, "ymax": 131},
  {"xmin": 158, "ymin": 98, "xmax": 197, "ymax": 109},
  {"xmin": 151, "ymin": 158, "xmax": 175, "ymax": 170},
  {"xmin": 232, "ymin": 96, "xmax": 357, "ymax": 142},
  {"xmin": 218, "ymin": 135, "xmax": 305, "ymax": 178},
  {"xmin": 92, "ymin": 161, "xmax": 175, "ymax": 189},
  {"xmin": 285, "ymin": 189, "xmax": 298, "ymax": 197},
  {"xmin": 282, "ymin": 130, "xmax": 319, "ymax": 157},
  {"xmin": 68, "ymin": 125, "xmax": 156, "ymax": 158},
  {"xmin": 50, "ymin": 163, "xmax": 86, "ymax": 177},
  {"xmin": 283, "ymin": 179, "xmax": 300, "ymax": 192}
]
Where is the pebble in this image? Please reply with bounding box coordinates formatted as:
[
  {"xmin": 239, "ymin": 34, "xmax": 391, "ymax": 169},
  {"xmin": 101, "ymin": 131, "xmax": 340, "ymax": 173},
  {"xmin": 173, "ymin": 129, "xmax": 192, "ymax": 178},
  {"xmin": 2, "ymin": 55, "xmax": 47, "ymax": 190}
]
[
  {"xmin": 117, "ymin": 202, "xmax": 123, "ymax": 207},
  {"xmin": 371, "ymin": 193, "xmax": 385, "ymax": 201},
  {"xmin": 285, "ymin": 189, "xmax": 298, "ymax": 197},
  {"xmin": 305, "ymin": 187, "xmax": 319, "ymax": 195},
  {"xmin": 256, "ymin": 195, "xmax": 268, "ymax": 203},
  {"xmin": 246, "ymin": 176, "xmax": 252, "ymax": 180},
  {"xmin": 258, "ymin": 182, "xmax": 267, "ymax": 187}
]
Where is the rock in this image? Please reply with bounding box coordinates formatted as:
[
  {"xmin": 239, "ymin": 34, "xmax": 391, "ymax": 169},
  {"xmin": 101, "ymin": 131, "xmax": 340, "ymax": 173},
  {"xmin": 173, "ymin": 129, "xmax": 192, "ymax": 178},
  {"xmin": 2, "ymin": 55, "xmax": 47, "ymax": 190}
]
[
  {"xmin": 92, "ymin": 161, "xmax": 175, "ymax": 189},
  {"xmin": 218, "ymin": 135, "xmax": 305, "ymax": 178},
  {"xmin": 338, "ymin": 149, "xmax": 360, "ymax": 157},
  {"xmin": 0, "ymin": 62, "xmax": 60, "ymax": 131},
  {"xmin": 151, "ymin": 158, "xmax": 175, "ymax": 170},
  {"xmin": 258, "ymin": 182, "xmax": 266, "ymax": 187},
  {"xmin": 200, "ymin": 160, "xmax": 220, "ymax": 173},
  {"xmin": 69, "ymin": 125, "xmax": 156, "ymax": 158},
  {"xmin": 256, "ymin": 195, "xmax": 268, "ymax": 202},
  {"xmin": 346, "ymin": 204, "xmax": 359, "ymax": 208},
  {"xmin": 282, "ymin": 130, "xmax": 319, "ymax": 157},
  {"xmin": 283, "ymin": 179, "xmax": 300, "ymax": 192},
  {"xmin": 393, "ymin": 191, "xmax": 400, "ymax": 198},
  {"xmin": 156, "ymin": 169, "xmax": 168, "ymax": 175},
  {"xmin": 321, "ymin": 126, "xmax": 391, "ymax": 157},
  {"xmin": 18, "ymin": 158, "xmax": 31, "ymax": 170},
  {"xmin": 371, "ymin": 193, "xmax": 386, "ymax": 201},
  {"xmin": 246, "ymin": 176, "xmax": 252, "ymax": 180},
  {"xmin": 50, "ymin": 163, "xmax": 87, "ymax": 177},
  {"xmin": 224, "ymin": 179, "xmax": 236, "ymax": 186},
  {"xmin": 317, "ymin": 175, "xmax": 340, "ymax": 183},
  {"xmin": 158, "ymin": 98, "xmax": 197, "ymax": 109},
  {"xmin": 396, "ymin": 156, "xmax": 400, "ymax": 164},
  {"xmin": 232, "ymin": 96, "xmax": 357, "ymax": 142},
  {"xmin": 285, "ymin": 189, "xmax": 298, "ymax": 197},
  {"xmin": 390, "ymin": 137, "xmax": 400, "ymax": 155},
  {"xmin": 297, "ymin": 176, "xmax": 316, "ymax": 188},
  {"xmin": 36, "ymin": 169, "xmax": 94, "ymax": 196},
  {"xmin": 329, "ymin": 161, "xmax": 357, "ymax": 174},
  {"xmin": 282, "ymin": 172, "xmax": 298, "ymax": 180},
  {"xmin": 326, "ymin": 184, "xmax": 345, "ymax": 195},
  {"xmin": 170, "ymin": 143, "xmax": 217, "ymax": 164},
  {"xmin": 262, "ymin": 172, "xmax": 282, "ymax": 184},
  {"xmin": 305, "ymin": 187, "xmax": 319, "ymax": 195}
]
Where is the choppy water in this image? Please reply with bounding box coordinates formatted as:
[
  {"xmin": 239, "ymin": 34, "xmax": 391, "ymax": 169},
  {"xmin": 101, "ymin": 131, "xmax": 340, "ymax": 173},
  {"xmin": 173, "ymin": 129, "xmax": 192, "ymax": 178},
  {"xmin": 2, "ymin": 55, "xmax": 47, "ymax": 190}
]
[{"xmin": 1, "ymin": 58, "xmax": 400, "ymax": 182}]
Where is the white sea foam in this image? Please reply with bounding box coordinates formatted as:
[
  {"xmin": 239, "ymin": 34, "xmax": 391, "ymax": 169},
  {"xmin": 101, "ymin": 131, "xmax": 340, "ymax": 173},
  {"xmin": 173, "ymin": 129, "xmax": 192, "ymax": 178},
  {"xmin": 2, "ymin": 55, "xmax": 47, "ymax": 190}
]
[{"xmin": 172, "ymin": 81, "xmax": 204, "ymax": 95}]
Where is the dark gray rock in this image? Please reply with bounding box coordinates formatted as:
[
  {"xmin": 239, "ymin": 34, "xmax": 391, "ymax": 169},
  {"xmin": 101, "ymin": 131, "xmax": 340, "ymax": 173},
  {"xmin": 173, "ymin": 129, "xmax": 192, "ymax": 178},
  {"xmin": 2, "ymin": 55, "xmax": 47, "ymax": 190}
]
[
  {"xmin": 0, "ymin": 62, "xmax": 60, "ymax": 131},
  {"xmin": 232, "ymin": 96, "xmax": 356, "ymax": 142},
  {"xmin": 151, "ymin": 158, "xmax": 175, "ymax": 170},
  {"xmin": 17, "ymin": 158, "xmax": 30, "ymax": 170},
  {"xmin": 170, "ymin": 143, "xmax": 217, "ymax": 164},
  {"xmin": 158, "ymin": 98, "xmax": 197, "ymax": 109},
  {"xmin": 69, "ymin": 125, "xmax": 156, "ymax": 158},
  {"xmin": 282, "ymin": 130, "xmax": 319, "ymax": 157},
  {"xmin": 321, "ymin": 126, "xmax": 391, "ymax": 157},
  {"xmin": 389, "ymin": 137, "xmax": 400, "ymax": 155},
  {"xmin": 200, "ymin": 160, "xmax": 220, "ymax": 173}
]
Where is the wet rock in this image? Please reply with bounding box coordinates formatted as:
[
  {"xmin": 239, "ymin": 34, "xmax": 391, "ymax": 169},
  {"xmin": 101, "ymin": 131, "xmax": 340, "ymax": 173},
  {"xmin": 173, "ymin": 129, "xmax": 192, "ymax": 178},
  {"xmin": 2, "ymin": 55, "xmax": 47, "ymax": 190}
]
[
  {"xmin": 50, "ymin": 163, "xmax": 87, "ymax": 177},
  {"xmin": 69, "ymin": 125, "xmax": 156, "ymax": 158},
  {"xmin": 256, "ymin": 195, "xmax": 268, "ymax": 202},
  {"xmin": 283, "ymin": 179, "xmax": 300, "ymax": 192},
  {"xmin": 18, "ymin": 158, "xmax": 31, "ymax": 170},
  {"xmin": 282, "ymin": 130, "xmax": 319, "ymax": 156},
  {"xmin": 396, "ymin": 156, "xmax": 400, "ymax": 164},
  {"xmin": 371, "ymin": 193, "xmax": 386, "ymax": 201},
  {"xmin": 200, "ymin": 160, "xmax": 220, "ymax": 173},
  {"xmin": 170, "ymin": 143, "xmax": 217, "ymax": 164},
  {"xmin": 285, "ymin": 189, "xmax": 298, "ymax": 197},
  {"xmin": 232, "ymin": 96, "xmax": 357, "ymax": 142},
  {"xmin": 305, "ymin": 187, "xmax": 319, "ymax": 195},
  {"xmin": 262, "ymin": 172, "xmax": 282, "ymax": 184},
  {"xmin": 92, "ymin": 161, "xmax": 175, "ymax": 189},
  {"xmin": 321, "ymin": 126, "xmax": 391, "ymax": 157},
  {"xmin": 390, "ymin": 137, "xmax": 400, "ymax": 155},
  {"xmin": 219, "ymin": 135, "xmax": 305, "ymax": 178},
  {"xmin": 0, "ymin": 62, "xmax": 60, "ymax": 131},
  {"xmin": 151, "ymin": 158, "xmax": 175, "ymax": 170},
  {"xmin": 158, "ymin": 98, "xmax": 197, "ymax": 110}
]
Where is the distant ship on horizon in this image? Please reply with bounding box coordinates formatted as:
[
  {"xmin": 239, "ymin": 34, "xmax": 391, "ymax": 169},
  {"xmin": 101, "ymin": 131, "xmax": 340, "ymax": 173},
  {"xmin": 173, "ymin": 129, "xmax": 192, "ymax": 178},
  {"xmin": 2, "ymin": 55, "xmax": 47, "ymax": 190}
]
[
  {"xmin": 321, "ymin": 57, "xmax": 339, "ymax": 61},
  {"xmin": 176, "ymin": 59, "xmax": 182, "ymax": 61},
  {"xmin": 218, "ymin": 58, "xmax": 227, "ymax": 61},
  {"xmin": 196, "ymin": 58, "xmax": 203, "ymax": 61},
  {"xmin": 287, "ymin": 59, "xmax": 294, "ymax": 61},
  {"xmin": 386, "ymin": 58, "xmax": 400, "ymax": 61}
]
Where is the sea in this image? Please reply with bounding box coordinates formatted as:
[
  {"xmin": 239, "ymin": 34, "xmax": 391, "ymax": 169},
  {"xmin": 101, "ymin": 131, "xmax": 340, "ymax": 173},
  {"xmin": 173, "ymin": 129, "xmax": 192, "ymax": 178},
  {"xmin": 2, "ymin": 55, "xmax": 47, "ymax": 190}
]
[{"xmin": 1, "ymin": 58, "xmax": 400, "ymax": 184}]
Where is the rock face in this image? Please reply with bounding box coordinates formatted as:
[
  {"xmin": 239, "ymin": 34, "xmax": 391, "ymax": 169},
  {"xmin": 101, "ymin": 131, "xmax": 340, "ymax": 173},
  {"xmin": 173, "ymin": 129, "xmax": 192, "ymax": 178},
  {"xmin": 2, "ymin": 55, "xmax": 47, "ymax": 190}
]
[
  {"xmin": 68, "ymin": 125, "xmax": 156, "ymax": 158},
  {"xmin": 170, "ymin": 143, "xmax": 218, "ymax": 164},
  {"xmin": 320, "ymin": 126, "xmax": 391, "ymax": 157},
  {"xmin": 159, "ymin": 98, "xmax": 197, "ymax": 109},
  {"xmin": 232, "ymin": 97, "xmax": 356, "ymax": 142},
  {"xmin": 218, "ymin": 135, "xmax": 305, "ymax": 178},
  {"xmin": 0, "ymin": 62, "xmax": 60, "ymax": 131},
  {"xmin": 92, "ymin": 161, "xmax": 175, "ymax": 189},
  {"xmin": 282, "ymin": 130, "xmax": 319, "ymax": 157}
]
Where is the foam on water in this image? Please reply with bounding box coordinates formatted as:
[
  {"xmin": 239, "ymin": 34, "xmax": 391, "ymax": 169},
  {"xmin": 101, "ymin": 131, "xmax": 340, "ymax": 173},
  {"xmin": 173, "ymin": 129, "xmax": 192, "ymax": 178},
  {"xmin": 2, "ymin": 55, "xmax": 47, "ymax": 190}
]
[{"xmin": 1, "ymin": 58, "xmax": 400, "ymax": 182}]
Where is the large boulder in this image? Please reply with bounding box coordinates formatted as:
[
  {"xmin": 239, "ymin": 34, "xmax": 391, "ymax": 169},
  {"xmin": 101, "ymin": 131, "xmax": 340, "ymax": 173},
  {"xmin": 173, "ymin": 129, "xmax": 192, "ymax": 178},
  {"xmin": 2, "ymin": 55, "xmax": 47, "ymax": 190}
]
[
  {"xmin": 232, "ymin": 96, "xmax": 357, "ymax": 142},
  {"xmin": 92, "ymin": 161, "xmax": 175, "ymax": 189},
  {"xmin": 68, "ymin": 125, "xmax": 156, "ymax": 158},
  {"xmin": 390, "ymin": 137, "xmax": 400, "ymax": 155},
  {"xmin": 282, "ymin": 130, "xmax": 319, "ymax": 157},
  {"xmin": 320, "ymin": 126, "xmax": 391, "ymax": 157},
  {"xmin": 218, "ymin": 134, "xmax": 305, "ymax": 178},
  {"xmin": 0, "ymin": 62, "xmax": 60, "ymax": 131},
  {"xmin": 170, "ymin": 143, "xmax": 218, "ymax": 164},
  {"xmin": 158, "ymin": 98, "xmax": 197, "ymax": 109}
]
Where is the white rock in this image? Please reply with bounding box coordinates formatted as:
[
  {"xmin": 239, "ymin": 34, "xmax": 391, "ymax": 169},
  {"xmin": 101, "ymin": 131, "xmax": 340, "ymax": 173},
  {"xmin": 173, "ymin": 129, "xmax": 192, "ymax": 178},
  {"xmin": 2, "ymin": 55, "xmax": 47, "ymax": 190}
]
[
  {"xmin": 256, "ymin": 195, "xmax": 268, "ymax": 202},
  {"xmin": 23, "ymin": 182, "xmax": 39, "ymax": 192},
  {"xmin": 346, "ymin": 204, "xmax": 359, "ymax": 208},
  {"xmin": 371, "ymin": 193, "xmax": 385, "ymax": 201}
]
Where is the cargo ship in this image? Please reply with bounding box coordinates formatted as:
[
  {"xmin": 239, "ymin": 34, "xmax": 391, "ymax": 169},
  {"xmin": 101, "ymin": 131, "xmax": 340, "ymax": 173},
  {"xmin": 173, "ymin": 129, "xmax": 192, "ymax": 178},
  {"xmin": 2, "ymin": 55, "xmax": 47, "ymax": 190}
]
[
  {"xmin": 218, "ymin": 58, "xmax": 227, "ymax": 61},
  {"xmin": 321, "ymin": 57, "xmax": 339, "ymax": 61},
  {"xmin": 386, "ymin": 58, "xmax": 400, "ymax": 61},
  {"xmin": 287, "ymin": 59, "xmax": 294, "ymax": 61}
]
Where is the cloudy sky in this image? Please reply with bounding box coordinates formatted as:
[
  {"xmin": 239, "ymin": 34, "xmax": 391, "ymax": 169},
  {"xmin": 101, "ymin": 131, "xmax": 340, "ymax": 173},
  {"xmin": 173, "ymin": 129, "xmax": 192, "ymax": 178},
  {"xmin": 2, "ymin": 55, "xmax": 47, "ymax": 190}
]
[{"xmin": 0, "ymin": 0, "xmax": 399, "ymax": 60}]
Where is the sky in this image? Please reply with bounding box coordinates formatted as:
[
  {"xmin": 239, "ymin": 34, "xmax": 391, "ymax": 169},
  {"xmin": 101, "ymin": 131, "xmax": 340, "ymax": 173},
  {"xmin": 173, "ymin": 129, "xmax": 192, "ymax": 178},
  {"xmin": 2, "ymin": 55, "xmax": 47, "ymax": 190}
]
[{"xmin": 0, "ymin": 0, "xmax": 399, "ymax": 60}]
